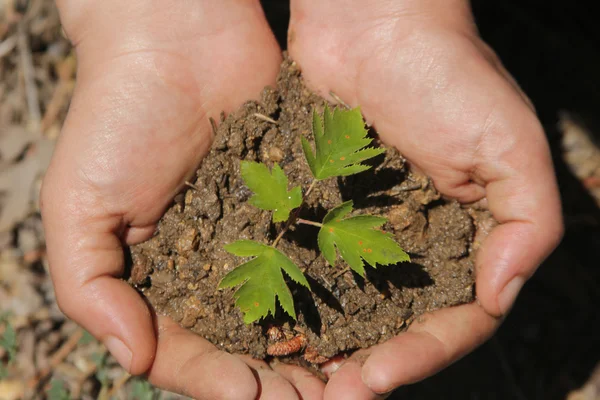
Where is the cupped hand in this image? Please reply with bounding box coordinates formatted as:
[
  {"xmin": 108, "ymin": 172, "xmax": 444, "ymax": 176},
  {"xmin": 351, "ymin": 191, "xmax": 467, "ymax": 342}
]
[
  {"xmin": 288, "ymin": 0, "xmax": 563, "ymax": 398},
  {"xmin": 42, "ymin": 1, "xmax": 324, "ymax": 398}
]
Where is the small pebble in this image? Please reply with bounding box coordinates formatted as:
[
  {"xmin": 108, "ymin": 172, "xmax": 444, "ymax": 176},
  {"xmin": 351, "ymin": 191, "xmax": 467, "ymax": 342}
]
[{"xmin": 268, "ymin": 146, "xmax": 284, "ymax": 162}]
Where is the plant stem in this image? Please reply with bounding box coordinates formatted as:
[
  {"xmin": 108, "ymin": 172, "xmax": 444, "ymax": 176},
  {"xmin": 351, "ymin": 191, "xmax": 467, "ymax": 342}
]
[
  {"xmin": 272, "ymin": 179, "xmax": 319, "ymax": 247},
  {"xmin": 305, "ymin": 179, "xmax": 318, "ymax": 198},
  {"xmin": 296, "ymin": 219, "xmax": 323, "ymax": 228},
  {"xmin": 272, "ymin": 227, "xmax": 287, "ymax": 247}
]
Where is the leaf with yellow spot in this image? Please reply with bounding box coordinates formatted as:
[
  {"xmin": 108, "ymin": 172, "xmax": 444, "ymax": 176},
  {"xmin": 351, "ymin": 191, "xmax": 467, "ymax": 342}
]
[
  {"xmin": 240, "ymin": 161, "xmax": 302, "ymax": 223},
  {"xmin": 302, "ymin": 105, "xmax": 385, "ymax": 180},
  {"xmin": 317, "ymin": 201, "xmax": 410, "ymax": 276},
  {"xmin": 219, "ymin": 240, "xmax": 310, "ymax": 324}
]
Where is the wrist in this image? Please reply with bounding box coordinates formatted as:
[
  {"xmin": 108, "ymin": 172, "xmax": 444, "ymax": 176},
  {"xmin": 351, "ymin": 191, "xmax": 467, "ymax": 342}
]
[
  {"xmin": 291, "ymin": 0, "xmax": 477, "ymax": 38},
  {"xmin": 55, "ymin": 0, "xmax": 266, "ymax": 56},
  {"xmin": 55, "ymin": 0, "xmax": 153, "ymax": 46},
  {"xmin": 399, "ymin": 0, "xmax": 476, "ymax": 33}
]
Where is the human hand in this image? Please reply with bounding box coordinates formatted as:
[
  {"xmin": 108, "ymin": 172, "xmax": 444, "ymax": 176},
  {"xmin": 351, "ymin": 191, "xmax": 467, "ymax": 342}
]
[
  {"xmin": 288, "ymin": 0, "xmax": 563, "ymax": 398},
  {"xmin": 42, "ymin": 1, "xmax": 325, "ymax": 398}
]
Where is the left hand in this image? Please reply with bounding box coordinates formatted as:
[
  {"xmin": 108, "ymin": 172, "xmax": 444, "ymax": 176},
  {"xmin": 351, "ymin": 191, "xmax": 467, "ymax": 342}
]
[
  {"xmin": 288, "ymin": 0, "xmax": 563, "ymax": 398},
  {"xmin": 43, "ymin": 1, "xmax": 324, "ymax": 398}
]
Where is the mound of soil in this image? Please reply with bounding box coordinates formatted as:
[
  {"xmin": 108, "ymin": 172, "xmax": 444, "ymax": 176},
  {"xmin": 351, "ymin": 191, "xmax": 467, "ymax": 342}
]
[{"xmin": 129, "ymin": 58, "xmax": 487, "ymax": 363}]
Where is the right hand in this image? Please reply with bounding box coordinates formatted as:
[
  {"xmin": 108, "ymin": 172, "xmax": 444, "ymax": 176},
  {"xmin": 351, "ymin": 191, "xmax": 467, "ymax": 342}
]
[
  {"xmin": 43, "ymin": 1, "xmax": 325, "ymax": 398},
  {"xmin": 287, "ymin": 1, "xmax": 562, "ymax": 398}
]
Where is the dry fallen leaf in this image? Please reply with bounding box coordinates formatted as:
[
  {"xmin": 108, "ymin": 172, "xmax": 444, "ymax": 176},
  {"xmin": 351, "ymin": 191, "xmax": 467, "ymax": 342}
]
[
  {"xmin": 0, "ymin": 125, "xmax": 36, "ymax": 164},
  {"xmin": 0, "ymin": 137, "xmax": 54, "ymax": 232},
  {"xmin": 561, "ymin": 112, "xmax": 600, "ymax": 207}
]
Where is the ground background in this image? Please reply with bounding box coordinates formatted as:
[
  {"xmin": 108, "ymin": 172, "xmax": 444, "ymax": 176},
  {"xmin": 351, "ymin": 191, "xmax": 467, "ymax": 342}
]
[{"xmin": 1, "ymin": 0, "xmax": 599, "ymax": 399}]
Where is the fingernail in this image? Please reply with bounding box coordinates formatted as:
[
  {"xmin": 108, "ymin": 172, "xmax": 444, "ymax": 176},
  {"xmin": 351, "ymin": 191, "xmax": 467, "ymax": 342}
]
[
  {"xmin": 104, "ymin": 336, "xmax": 132, "ymax": 371},
  {"xmin": 320, "ymin": 356, "xmax": 345, "ymax": 379},
  {"xmin": 362, "ymin": 364, "xmax": 392, "ymax": 395},
  {"xmin": 498, "ymin": 276, "xmax": 525, "ymax": 314}
]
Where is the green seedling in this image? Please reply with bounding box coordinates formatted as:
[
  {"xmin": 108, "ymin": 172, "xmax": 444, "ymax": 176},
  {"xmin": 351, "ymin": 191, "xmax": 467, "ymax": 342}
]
[
  {"xmin": 317, "ymin": 200, "xmax": 410, "ymax": 277},
  {"xmin": 241, "ymin": 161, "xmax": 302, "ymax": 223},
  {"xmin": 130, "ymin": 378, "xmax": 161, "ymax": 400},
  {"xmin": 91, "ymin": 351, "xmax": 110, "ymax": 392},
  {"xmin": 0, "ymin": 313, "xmax": 17, "ymax": 380},
  {"xmin": 47, "ymin": 380, "xmax": 71, "ymax": 400},
  {"xmin": 220, "ymin": 241, "xmax": 310, "ymax": 323},
  {"xmin": 219, "ymin": 105, "xmax": 410, "ymax": 323}
]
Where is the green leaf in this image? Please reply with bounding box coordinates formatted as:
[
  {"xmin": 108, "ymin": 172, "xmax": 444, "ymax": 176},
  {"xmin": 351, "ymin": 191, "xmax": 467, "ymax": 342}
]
[
  {"xmin": 220, "ymin": 240, "xmax": 310, "ymax": 323},
  {"xmin": 78, "ymin": 330, "xmax": 95, "ymax": 346},
  {"xmin": 47, "ymin": 380, "xmax": 71, "ymax": 400},
  {"xmin": 91, "ymin": 352, "xmax": 109, "ymax": 386},
  {"xmin": 131, "ymin": 379, "xmax": 160, "ymax": 400},
  {"xmin": 241, "ymin": 161, "xmax": 303, "ymax": 222},
  {"xmin": 0, "ymin": 364, "xmax": 8, "ymax": 380},
  {"xmin": 0, "ymin": 318, "xmax": 17, "ymax": 362},
  {"xmin": 318, "ymin": 201, "xmax": 410, "ymax": 276},
  {"xmin": 302, "ymin": 105, "xmax": 385, "ymax": 180}
]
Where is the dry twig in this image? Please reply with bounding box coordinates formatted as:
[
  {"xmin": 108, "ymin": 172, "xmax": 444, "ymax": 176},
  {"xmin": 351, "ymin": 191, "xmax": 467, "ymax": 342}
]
[
  {"xmin": 331, "ymin": 266, "xmax": 351, "ymax": 279},
  {"xmin": 0, "ymin": 35, "xmax": 17, "ymax": 58},
  {"xmin": 184, "ymin": 181, "xmax": 200, "ymax": 191},
  {"xmin": 17, "ymin": 22, "xmax": 41, "ymax": 130},
  {"xmin": 40, "ymin": 56, "xmax": 75, "ymax": 134},
  {"xmin": 28, "ymin": 328, "xmax": 84, "ymax": 388},
  {"xmin": 329, "ymin": 91, "xmax": 350, "ymax": 109},
  {"xmin": 253, "ymin": 113, "xmax": 278, "ymax": 124},
  {"xmin": 209, "ymin": 116, "xmax": 218, "ymax": 137},
  {"xmin": 107, "ymin": 372, "xmax": 132, "ymax": 398}
]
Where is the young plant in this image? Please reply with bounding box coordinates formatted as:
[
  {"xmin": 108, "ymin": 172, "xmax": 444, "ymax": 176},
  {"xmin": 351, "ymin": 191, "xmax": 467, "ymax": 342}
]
[
  {"xmin": 0, "ymin": 313, "xmax": 17, "ymax": 379},
  {"xmin": 47, "ymin": 380, "xmax": 71, "ymax": 400},
  {"xmin": 219, "ymin": 105, "xmax": 410, "ymax": 323},
  {"xmin": 130, "ymin": 378, "xmax": 161, "ymax": 400}
]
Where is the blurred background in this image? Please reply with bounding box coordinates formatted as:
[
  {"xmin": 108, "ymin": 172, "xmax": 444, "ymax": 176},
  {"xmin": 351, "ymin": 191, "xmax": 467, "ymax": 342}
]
[{"xmin": 0, "ymin": 0, "xmax": 599, "ymax": 398}]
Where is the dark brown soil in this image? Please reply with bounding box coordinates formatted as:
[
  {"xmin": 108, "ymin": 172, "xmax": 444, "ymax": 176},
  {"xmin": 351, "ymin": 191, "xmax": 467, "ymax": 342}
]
[{"xmin": 129, "ymin": 58, "xmax": 484, "ymax": 363}]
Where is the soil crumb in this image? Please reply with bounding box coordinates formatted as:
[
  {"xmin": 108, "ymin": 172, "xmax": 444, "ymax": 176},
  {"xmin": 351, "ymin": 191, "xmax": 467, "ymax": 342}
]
[{"xmin": 129, "ymin": 58, "xmax": 482, "ymax": 363}]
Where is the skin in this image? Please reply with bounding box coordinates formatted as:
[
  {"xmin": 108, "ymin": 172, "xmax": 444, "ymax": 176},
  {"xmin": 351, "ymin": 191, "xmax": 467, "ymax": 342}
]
[
  {"xmin": 288, "ymin": 1, "xmax": 563, "ymax": 398},
  {"xmin": 42, "ymin": 0, "xmax": 563, "ymax": 398}
]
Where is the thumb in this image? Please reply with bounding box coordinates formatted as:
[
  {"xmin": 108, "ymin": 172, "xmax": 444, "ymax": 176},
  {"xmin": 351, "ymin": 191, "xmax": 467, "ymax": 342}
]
[{"xmin": 41, "ymin": 175, "xmax": 156, "ymax": 373}]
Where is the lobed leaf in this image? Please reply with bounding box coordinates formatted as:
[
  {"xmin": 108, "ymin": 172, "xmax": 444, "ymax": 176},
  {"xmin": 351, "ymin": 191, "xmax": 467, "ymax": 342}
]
[
  {"xmin": 1, "ymin": 314, "xmax": 20, "ymax": 379},
  {"xmin": 302, "ymin": 105, "xmax": 385, "ymax": 180},
  {"xmin": 0, "ymin": 318, "xmax": 16, "ymax": 362},
  {"xmin": 220, "ymin": 240, "xmax": 310, "ymax": 323},
  {"xmin": 47, "ymin": 380, "xmax": 71, "ymax": 400},
  {"xmin": 318, "ymin": 201, "xmax": 410, "ymax": 276},
  {"xmin": 131, "ymin": 379, "xmax": 160, "ymax": 400},
  {"xmin": 240, "ymin": 161, "xmax": 302, "ymax": 223}
]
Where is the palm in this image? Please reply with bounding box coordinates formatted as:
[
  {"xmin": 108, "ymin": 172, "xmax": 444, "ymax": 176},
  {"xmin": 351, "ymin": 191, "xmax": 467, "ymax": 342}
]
[
  {"xmin": 291, "ymin": 16, "xmax": 530, "ymax": 202},
  {"xmin": 56, "ymin": 32, "xmax": 280, "ymax": 234},
  {"xmin": 43, "ymin": 2, "xmax": 328, "ymax": 398}
]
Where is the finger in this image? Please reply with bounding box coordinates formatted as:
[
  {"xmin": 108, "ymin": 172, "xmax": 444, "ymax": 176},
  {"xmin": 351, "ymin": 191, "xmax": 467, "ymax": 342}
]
[
  {"xmin": 473, "ymin": 114, "xmax": 563, "ymax": 316},
  {"xmin": 40, "ymin": 186, "xmax": 156, "ymax": 374},
  {"xmin": 237, "ymin": 356, "xmax": 301, "ymax": 400},
  {"xmin": 320, "ymin": 355, "xmax": 346, "ymax": 379},
  {"xmin": 122, "ymin": 224, "xmax": 157, "ymax": 245},
  {"xmin": 147, "ymin": 316, "xmax": 258, "ymax": 400},
  {"xmin": 42, "ymin": 0, "xmax": 282, "ymax": 377},
  {"xmin": 357, "ymin": 304, "xmax": 498, "ymax": 395},
  {"xmin": 270, "ymin": 359, "xmax": 326, "ymax": 399},
  {"xmin": 324, "ymin": 352, "xmax": 383, "ymax": 400}
]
